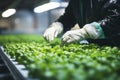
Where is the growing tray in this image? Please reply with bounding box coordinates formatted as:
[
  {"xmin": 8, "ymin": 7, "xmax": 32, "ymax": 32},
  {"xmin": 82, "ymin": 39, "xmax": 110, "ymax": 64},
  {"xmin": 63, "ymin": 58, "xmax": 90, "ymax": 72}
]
[{"xmin": 0, "ymin": 46, "xmax": 38, "ymax": 80}]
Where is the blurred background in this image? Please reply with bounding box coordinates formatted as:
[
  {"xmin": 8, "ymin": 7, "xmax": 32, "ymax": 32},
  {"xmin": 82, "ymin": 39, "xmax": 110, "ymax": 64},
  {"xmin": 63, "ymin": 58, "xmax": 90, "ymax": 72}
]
[{"xmin": 0, "ymin": 0, "xmax": 69, "ymax": 34}]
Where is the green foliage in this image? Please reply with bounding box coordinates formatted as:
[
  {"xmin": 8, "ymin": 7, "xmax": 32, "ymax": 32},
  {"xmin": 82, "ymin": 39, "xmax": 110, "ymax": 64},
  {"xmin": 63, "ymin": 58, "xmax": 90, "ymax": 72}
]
[
  {"xmin": 1, "ymin": 35, "xmax": 120, "ymax": 80},
  {"xmin": 0, "ymin": 34, "xmax": 45, "ymax": 45}
]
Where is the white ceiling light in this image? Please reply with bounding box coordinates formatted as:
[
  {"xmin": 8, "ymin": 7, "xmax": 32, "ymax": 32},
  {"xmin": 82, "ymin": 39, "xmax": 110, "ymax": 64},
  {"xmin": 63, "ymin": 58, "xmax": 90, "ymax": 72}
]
[
  {"xmin": 34, "ymin": 2, "xmax": 60, "ymax": 13},
  {"xmin": 2, "ymin": 8, "xmax": 16, "ymax": 18}
]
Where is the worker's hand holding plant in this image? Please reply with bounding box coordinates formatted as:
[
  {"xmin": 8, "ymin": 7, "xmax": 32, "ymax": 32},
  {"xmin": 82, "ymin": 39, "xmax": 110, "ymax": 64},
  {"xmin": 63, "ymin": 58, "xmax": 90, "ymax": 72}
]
[
  {"xmin": 44, "ymin": 22, "xmax": 105, "ymax": 43},
  {"xmin": 43, "ymin": 22, "xmax": 63, "ymax": 41},
  {"xmin": 61, "ymin": 22, "xmax": 105, "ymax": 43}
]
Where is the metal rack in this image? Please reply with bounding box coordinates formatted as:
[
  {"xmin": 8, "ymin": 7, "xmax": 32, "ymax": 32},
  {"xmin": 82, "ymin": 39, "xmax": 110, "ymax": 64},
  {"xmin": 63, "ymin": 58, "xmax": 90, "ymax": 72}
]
[
  {"xmin": 0, "ymin": 47, "xmax": 30, "ymax": 80},
  {"xmin": 0, "ymin": 58, "xmax": 14, "ymax": 80}
]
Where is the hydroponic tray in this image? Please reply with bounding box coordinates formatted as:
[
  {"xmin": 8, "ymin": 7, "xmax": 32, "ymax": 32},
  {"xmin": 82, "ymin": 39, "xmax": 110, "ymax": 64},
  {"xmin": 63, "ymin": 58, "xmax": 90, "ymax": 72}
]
[{"xmin": 0, "ymin": 46, "xmax": 38, "ymax": 80}]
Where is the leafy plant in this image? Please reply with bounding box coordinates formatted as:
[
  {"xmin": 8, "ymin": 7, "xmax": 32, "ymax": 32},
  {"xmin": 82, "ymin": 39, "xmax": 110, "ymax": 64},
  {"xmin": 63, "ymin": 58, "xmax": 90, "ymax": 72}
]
[{"xmin": 1, "ymin": 34, "xmax": 120, "ymax": 80}]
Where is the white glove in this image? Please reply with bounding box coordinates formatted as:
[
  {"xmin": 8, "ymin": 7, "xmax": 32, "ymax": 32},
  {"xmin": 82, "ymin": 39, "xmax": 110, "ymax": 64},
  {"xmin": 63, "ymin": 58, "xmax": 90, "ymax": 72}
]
[
  {"xmin": 62, "ymin": 23, "xmax": 104, "ymax": 43},
  {"xmin": 43, "ymin": 22, "xmax": 63, "ymax": 41}
]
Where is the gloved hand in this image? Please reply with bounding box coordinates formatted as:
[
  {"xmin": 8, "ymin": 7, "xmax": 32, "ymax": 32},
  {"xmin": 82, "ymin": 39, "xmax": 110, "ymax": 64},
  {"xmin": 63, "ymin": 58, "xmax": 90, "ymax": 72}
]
[
  {"xmin": 62, "ymin": 23, "xmax": 104, "ymax": 43},
  {"xmin": 43, "ymin": 22, "xmax": 63, "ymax": 41}
]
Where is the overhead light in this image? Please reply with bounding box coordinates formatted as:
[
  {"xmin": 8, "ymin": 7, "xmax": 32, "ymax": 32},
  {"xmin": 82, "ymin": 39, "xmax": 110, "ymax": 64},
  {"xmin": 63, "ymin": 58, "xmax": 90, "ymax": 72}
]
[
  {"xmin": 2, "ymin": 8, "xmax": 16, "ymax": 18},
  {"xmin": 34, "ymin": 2, "xmax": 60, "ymax": 13}
]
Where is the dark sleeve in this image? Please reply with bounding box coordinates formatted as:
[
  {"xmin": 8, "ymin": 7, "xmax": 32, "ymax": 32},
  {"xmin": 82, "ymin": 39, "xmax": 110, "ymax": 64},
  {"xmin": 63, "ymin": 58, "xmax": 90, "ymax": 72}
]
[
  {"xmin": 56, "ymin": 0, "xmax": 77, "ymax": 32},
  {"xmin": 98, "ymin": 0, "xmax": 120, "ymax": 37}
]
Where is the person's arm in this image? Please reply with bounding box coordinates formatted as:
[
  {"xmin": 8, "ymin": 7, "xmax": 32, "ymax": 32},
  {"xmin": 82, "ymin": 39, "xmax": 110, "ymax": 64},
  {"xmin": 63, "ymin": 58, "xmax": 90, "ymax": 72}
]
[
  {"xmin": 57, "ymin": 0, "xmax": 77, "ymax": 32},
  {"xmin": 82, "ymin": 0, "xmax": 120, "ymax": 39},
  {"xmin": 96, "ymin": 0, "xmax": 120, "ymax": 37},
  {"xmin": 43, "ymin": 0, "xmax": 77, "ymax": 41}
]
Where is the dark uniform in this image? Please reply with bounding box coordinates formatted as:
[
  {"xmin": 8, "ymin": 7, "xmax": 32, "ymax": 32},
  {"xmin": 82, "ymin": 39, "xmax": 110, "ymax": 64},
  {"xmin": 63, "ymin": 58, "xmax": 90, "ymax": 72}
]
[{"xmin": 57, "ymin": 0, "xmax": 120, "ymax": 46}]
